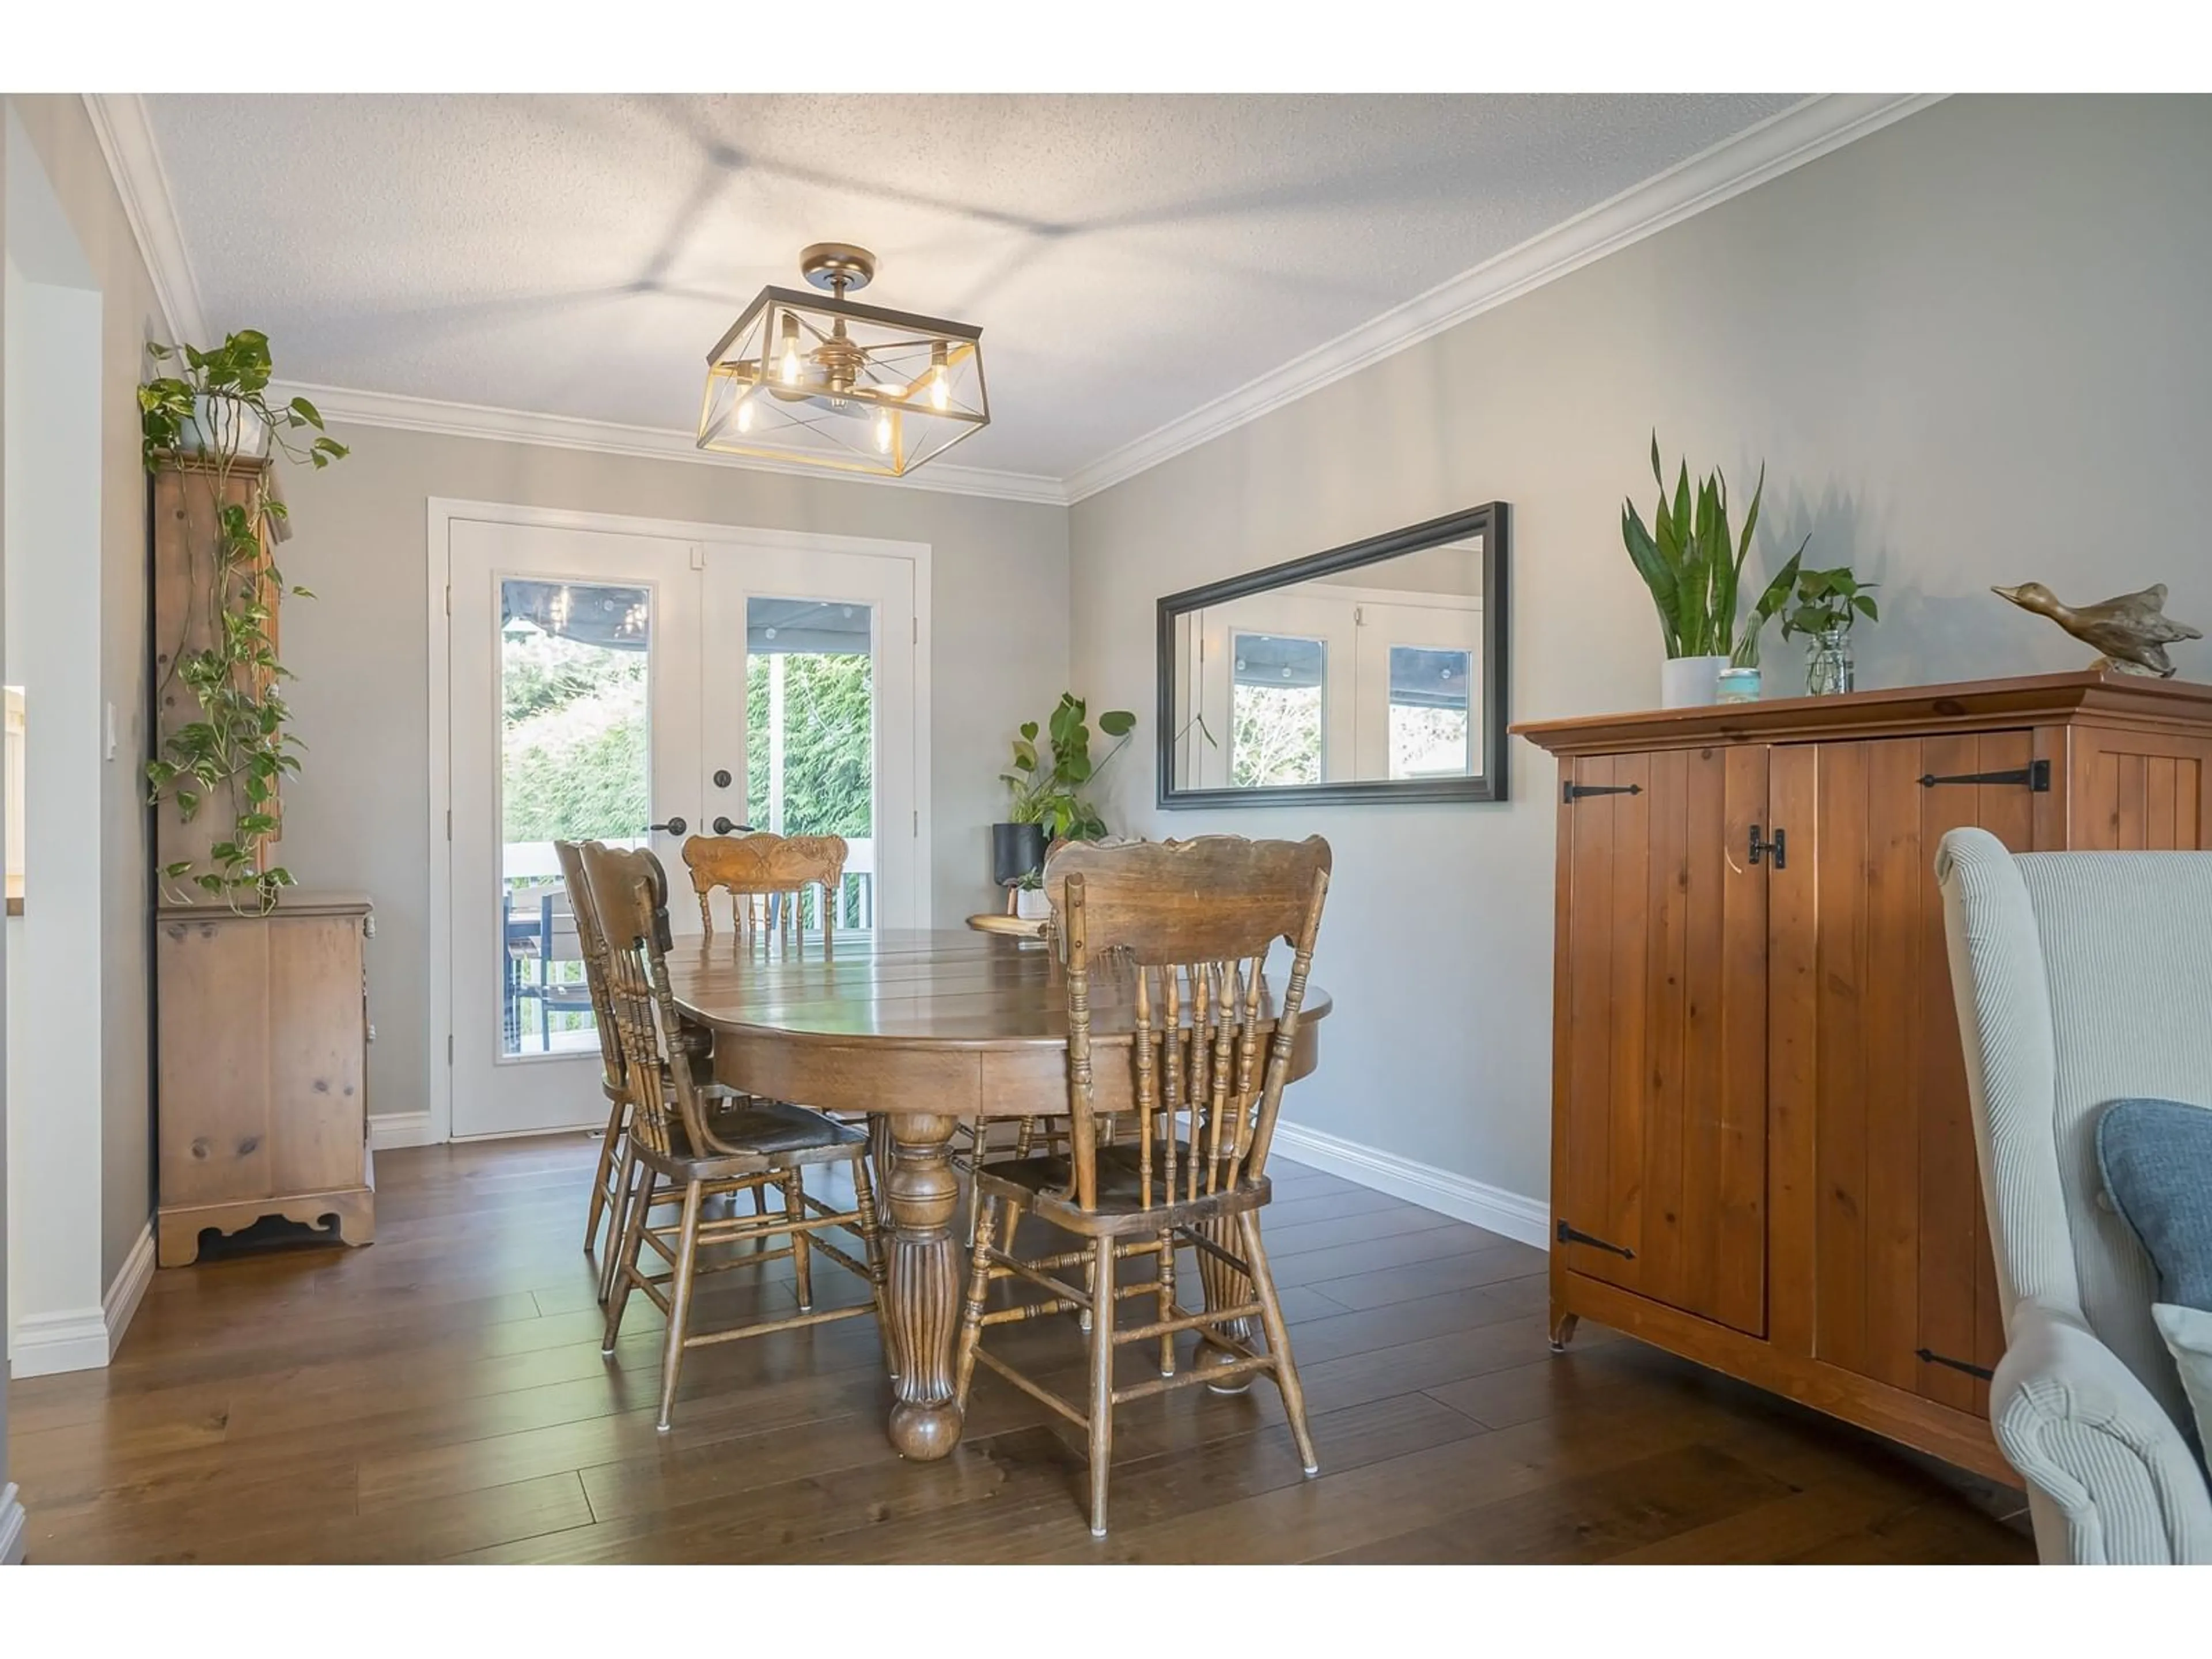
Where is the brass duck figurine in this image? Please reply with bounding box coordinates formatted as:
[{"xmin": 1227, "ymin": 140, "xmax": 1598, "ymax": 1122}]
[{"xmin": 1991, "ymin": 581, "xmax": 2203, "ymax": 678}]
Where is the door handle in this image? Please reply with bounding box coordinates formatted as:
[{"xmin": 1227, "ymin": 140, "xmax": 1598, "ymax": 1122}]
[
  {"xmin": 1748, "ymin": 824, "xmax": 1786, "ymax": 869},
  {"xmin": 711, "ymin": 817, "xmax": 754, "ymax": 836},
  {"xmin": 646, "ymin": 817, "xmax": 688, "ymax": 837}
]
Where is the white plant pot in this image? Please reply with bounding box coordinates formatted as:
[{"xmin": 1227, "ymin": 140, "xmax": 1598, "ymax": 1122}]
[
  {"xmin": 1014, "ymin": 887, "xmax": 1051, "ymax": 922},
  {"xmin": 1660, "ymin": 654, "xmax": 1728, "ymax": 710},
  {"xmin": 175, "ymin": 393, "xmax": 272, "ymax": 460}
]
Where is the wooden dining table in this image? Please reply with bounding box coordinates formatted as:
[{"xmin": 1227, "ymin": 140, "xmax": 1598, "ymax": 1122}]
[{"xmin": 664, "ymin": 926, "xmax": 1330, "ymax": 1460}]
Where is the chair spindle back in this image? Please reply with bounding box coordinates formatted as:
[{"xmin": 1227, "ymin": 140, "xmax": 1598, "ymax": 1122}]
[
  {"xmin": 552, "ymin": 839, "xmax": 626, "ymax": 1097},
  {"xmin": 682, "ymin": 831, "xmax": 849, "ymax": 951},
  {"xmin": 1047, "ymin": 835, "xmax": 1331, "ymax": 1213},
  {"xmin": 579, "ymin": 841, "xmax": 719, "ymax": 1160}
]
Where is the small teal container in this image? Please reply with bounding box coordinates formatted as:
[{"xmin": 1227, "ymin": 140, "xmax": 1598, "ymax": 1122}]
[{"xmin": 1715, "ymin": 665, "xmax": 1762, "ymax": 704}]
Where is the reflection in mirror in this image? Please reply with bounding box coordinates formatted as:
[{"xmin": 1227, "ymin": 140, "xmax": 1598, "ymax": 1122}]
[{"xmin": 1160, "ymin": 505, "xmax": 1506, "ymax": 806}]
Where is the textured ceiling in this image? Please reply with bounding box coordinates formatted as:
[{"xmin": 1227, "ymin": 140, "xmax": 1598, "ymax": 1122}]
[{"xmin": 144, "ymin": 94, "xmax": 1800, "ymax": 482}]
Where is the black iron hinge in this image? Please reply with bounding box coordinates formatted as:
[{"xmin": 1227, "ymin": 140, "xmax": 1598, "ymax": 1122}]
[
  {"xmin": 1915, "ymin": 1347, "xmax": 1995, "ymax": 1381},
  {"xmin": 1556, "ymin": 1220, "xmax": 1636, "ymax": 1260},
  {"xmin": 1916, "ymin": 759, "xmax": 2051, "ymax": 793},
  {"xmin": 1563, "ymin": 781, "xmax": 1643, "ymax": 804}
]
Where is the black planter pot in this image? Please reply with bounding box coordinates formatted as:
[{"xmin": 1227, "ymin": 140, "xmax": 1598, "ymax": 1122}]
[{"xmin": 990, "ymin": 821, "xmax": 1048, "ymax": 889}]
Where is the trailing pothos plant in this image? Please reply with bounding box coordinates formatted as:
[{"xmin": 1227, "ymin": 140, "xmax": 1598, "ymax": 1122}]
[{"xmin": 139, "ymin": 329, "xmax": 347, "ymax": 911}]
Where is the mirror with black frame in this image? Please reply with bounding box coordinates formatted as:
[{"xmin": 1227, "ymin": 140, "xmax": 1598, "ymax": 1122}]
[{"xmin": 1157, "ymin": 504, "xmax": 1509, "ymax": 808}]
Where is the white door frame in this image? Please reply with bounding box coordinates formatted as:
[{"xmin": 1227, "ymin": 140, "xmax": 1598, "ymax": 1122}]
[{"xmin": 422, "ymin": 497, "xmax": 933, "ymax": 1148}]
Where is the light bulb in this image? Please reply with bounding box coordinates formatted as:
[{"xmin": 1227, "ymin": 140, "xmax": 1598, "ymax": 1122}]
[
  {"xmin": 736, "ymin": 396, "xmax": 754, "ymax": 434},
  {"xmin": 779, "ymin": 313, "xmax": 801, "ymax": 387},
  {"xmin": 875, "ymin": 412, "xmax": 894, "ymax": 453},
  {"xmin": 929, "ymin": 340, "xmax": 951, "ymax": 411}
]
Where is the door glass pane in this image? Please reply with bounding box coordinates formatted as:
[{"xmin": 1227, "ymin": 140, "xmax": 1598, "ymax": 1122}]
[
  {"xmin": 745, "ymin": 596, "xmax": 874, "ymax": 929},
  {"xmin": 1230, "ymin": 632, "xmax": 1324, "ymax": 787},
  {"xmin": 1388, "ymin": 644, "xmax": 1473, "ymax": 779},
  {"xmin": 498, "ymin": 578, "xmax": 650, "ymax": 1057}
]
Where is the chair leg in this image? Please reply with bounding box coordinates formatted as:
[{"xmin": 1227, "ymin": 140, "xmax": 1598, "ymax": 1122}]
[
  {"xmin": 752, "ymin": 1184, "xmax": 770, "ymax": 1217},
  {"xmin": 656, "ymin": 1179, "xmax": 706, "ymax": 1433},
  {"xmin": 598, "ymin": 1145, "xmax": 643, "ymax": 1308},
  {"xmin": 600, "ymin": 1154, "xmax": 652, "ymax": 1353},
  {"xmin": 1156, "ymin": 1228, "xmax": 1178, "ymax": 1378},
  {"xmin": 850, "ymin": 1153, "xmax": 895, "ymax": 1379},
  {"xmin": 783, "ymin": 1169, "xmax": 813, "ymax": 1311},
  {"xmin": 1238, "ymin": 1210, "xmax": 1318, "ymax": 1476},
  {"xmin": 953, "ymin": 1196, "xmax": 999, "ymax": 1408},
  {"xmin": 585, "ymin": 1097, "xmax": 626, "ymax": 1255},
  {"xmin": 1087, "ymin": 1235, "xmax": 1118, "ymax": 1538}
]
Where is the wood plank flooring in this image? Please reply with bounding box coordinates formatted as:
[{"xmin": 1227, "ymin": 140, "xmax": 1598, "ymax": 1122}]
[{"xmin": 5, "ymin": 1135, "xmax": 2034, "ymax": 1563}]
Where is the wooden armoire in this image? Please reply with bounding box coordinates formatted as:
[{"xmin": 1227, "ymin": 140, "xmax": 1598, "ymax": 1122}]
[
  {"xmin": 1516, "ymin": 670, "xmax": 2212, "ymax": 1480},
  {"xmin": 151, "ymin": 456, "xmax": 376, "ymax": 1266}
]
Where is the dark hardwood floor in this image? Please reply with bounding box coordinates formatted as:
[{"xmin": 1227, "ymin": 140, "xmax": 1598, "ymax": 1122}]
[{"xmin": 5, "ymin": 1136, "xmax": 2034, "ymax": 1563}]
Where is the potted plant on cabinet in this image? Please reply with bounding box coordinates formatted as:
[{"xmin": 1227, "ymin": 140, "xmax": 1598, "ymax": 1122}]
[
  {"xmin": 992, "ymin": 694, "xmax": 1136, "ymax": 908},
  {"xmin": 1779, "ymin": 565, "xmax": 1880, "ymax": 695},
  {"xmin": 139, "ymin": 328, "xmax": 348, "ymax": 910},
  {"xmin": 1622, "ymin": 434, "xmax": 1803, "ymax": 709}
]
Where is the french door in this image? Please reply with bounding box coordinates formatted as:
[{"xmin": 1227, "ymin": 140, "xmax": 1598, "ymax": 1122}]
[{"xmin": 447, "ymin": 516, "xmax": 919, "ymax": 1139}]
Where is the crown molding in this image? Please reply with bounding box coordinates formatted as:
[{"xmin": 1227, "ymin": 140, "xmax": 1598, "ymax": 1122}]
[
  {"xmin": 88, "ymin": 90, "xmax": 1939, "ymax": 512},
  {"xmin": 80, "ymin": 92, "xmax": 206, "ymax": 343},
  {"xmin": 273, "ymin": 380, "xmax": 1071, "ymax": 506},
  {"xmin": 1062, "ymin": 93, "xmax": 1946, "ymax": 504}
]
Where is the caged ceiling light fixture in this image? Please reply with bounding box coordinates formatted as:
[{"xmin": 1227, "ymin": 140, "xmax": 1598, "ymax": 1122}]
[{"xmin": 698, "ymin": 242, "xmax": 989, "ymax": 478}]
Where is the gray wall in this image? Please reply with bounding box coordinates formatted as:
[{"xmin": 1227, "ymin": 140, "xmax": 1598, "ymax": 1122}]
[
  {"xmin": 1070, "ymin": 95, "xmax": 2212, "ymax": 1208},
  {"xmin": 275, "ymin": 427, "xmax": 1070, "ymax": 1129},
  {"xmin": 6, "ymin": 96, "xmax": 164, "ymax": 1290}
]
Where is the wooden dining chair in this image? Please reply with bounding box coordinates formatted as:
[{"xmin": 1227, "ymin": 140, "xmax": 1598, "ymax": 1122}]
[
  {"xmin": 582, "ymin": 840, "xmax": 888, "ymax": 1431},
  {"xmin": 682, "ymin": 831, "xmax": 848, "ymax": 945},
  {"xmin": 552, "ymin": 839, "xmax": 635, "ymax": 1275},
  {"xmin": 952, "ymin": 834, "xmax": 1332, "ymax": 1536}
]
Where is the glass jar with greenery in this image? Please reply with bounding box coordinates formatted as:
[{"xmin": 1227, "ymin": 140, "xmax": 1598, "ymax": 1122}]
[{"xmin": 1779, "ymin": 566, "xmax": 1880, "ymax": 695}]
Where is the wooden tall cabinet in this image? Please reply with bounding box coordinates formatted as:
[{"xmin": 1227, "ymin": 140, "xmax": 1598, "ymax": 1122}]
[
  {"xmin": 156, "ymin": 893, "xmax": 377, "ymax": 1267},
  {"xmin": 1517, "ymin": 671, "xmax": 2212, "ymax": 1480}
]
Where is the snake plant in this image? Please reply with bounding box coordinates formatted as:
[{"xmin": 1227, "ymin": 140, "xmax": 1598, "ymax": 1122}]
[{"xmin": 1622, "ymin": 434, "xmax": 1805, "ymax": 666}]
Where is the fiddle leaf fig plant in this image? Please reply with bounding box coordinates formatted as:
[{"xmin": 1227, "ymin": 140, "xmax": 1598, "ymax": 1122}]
[
  {"xmin": 1002, "ymin": 694, "xmax": 1137, "ymax": 842},
  {"xmin": 140, "ymin": 329, "xmax": 349, "ymax": 911}
]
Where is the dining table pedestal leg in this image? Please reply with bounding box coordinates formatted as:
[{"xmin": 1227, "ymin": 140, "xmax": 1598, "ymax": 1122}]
[
  {"xmin": 882, "ymin": 1110, "xmax": 964, "ymax": 1460},
  {"xmin": 1189, "ymin": 1217, "xmax": 1262, "ymax": 1394}
]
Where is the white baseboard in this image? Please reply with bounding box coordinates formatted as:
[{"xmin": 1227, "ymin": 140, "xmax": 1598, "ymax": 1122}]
[
  {"xmin": 103, "ymin": 1222, "xmax": 155, "ymax": 1360},
  {"xmin": 9, "ymin": 1304, "xmax": 108, "ymax": 1378},
  {"xmin": 369, "ymin": 1110, "xmax": 435, "ymax": 1150},
  {"xmin": 1271, "ymin": 1120, "xmax": 1551, "ymax": 1251},
  {"xmin": 7, "ymin": 1222, "xmax": 157, "ymax": 1379},
  {"xmin": 0, "ymin": 1483, "xmax": 25, "ymax": 1566}
]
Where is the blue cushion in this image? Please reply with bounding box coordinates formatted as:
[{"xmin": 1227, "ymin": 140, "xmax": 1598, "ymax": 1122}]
[{"xmin": 2097, "ymin": 1098, "xmax": 2212, "ymax": 1313}]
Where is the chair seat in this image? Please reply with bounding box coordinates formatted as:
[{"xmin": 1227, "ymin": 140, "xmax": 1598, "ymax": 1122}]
[
  {"xmin": 636, "ymin": 1097, "xmax": 866, "ymax": 1181},
  {"xmin": 974, "ymin": 1143, "xmax": 1272, "ymax": 1236}
]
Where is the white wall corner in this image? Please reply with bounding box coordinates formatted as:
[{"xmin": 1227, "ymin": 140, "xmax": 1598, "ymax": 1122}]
[
  {"xmin": 1271, "ymin": 1120, "xmax": 1550, "ymax": 1251},
  {"xmin": 78, "ymin": 93, "xmax": 204, "ymax": 343},
  {"xmin": 369, "ymin": 1110, "xmax": 435, "ymax": 1152},
  {"xmin": 101, "ymin": 1222, "xmax": 154, "ymax": 1361},
  {"xmin": 0, "ymin": 1483, "xmax": 26, "ymax": 1566}
]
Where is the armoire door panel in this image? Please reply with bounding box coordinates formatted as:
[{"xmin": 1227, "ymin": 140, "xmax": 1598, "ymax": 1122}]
[
  {"xmin": 1558, "ymin": 746, "xmax": 1768, "ymax": 1336},
  {"xmin": 2071, "ymin": 726, "xmax": 2212, "ymax": 850},
  {"xmin": 1793, "ymin": 730, "xmax": 2031, "ymax": 1408}
]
